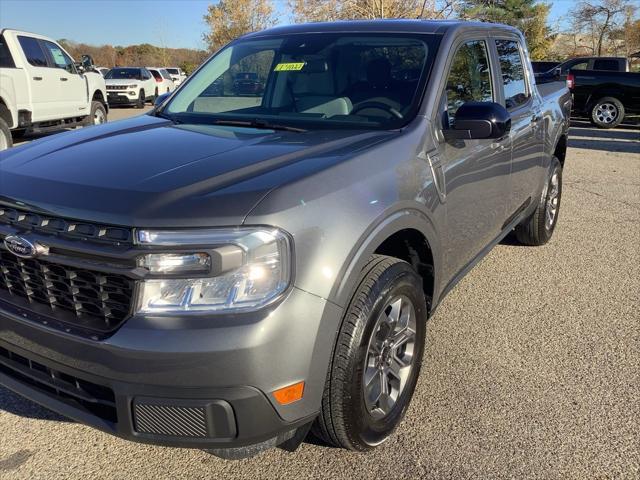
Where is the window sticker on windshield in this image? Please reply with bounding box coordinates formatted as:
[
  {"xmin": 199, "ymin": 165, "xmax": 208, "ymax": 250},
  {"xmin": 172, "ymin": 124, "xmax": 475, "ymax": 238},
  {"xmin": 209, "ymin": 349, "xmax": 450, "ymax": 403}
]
[{"xmin": 274, "ymin": 62, "xmax": 305, "ymax": 72}]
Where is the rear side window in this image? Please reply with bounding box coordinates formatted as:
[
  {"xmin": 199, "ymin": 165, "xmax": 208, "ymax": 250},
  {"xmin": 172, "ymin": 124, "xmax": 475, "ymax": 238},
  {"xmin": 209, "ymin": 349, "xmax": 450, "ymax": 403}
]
[
  {"xmin": 18, "ymin": 36, "xmax": 48, "ymax": 67},
  {"xmin": 0, "ymin": 34, "xmax": 15, "ymax": 68},
  {"xmin": 593, "ymin": 59, "xmax": 619, "ymax": 71},
  {"xmin": 495, "ymin": 40, "xmax": 530, "ymax": 110},
  {"xmin": 42, "ymin": 40, "xmax": 76, "ymax": 73},
  {"xmin": 444, "ymin": 40, "xmax": 493, "ymax": 124},
  {"xmin": 149, "ymin": 69, "xmax": 162, "ymax": 81}
]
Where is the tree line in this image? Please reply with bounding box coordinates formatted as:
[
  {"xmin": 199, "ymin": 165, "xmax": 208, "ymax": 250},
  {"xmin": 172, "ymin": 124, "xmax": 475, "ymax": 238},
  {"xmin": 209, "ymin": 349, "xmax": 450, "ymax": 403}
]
[
  {"xmin": 58, "ymin": 40, "xmax": 209, "ymax": 74},
  {"xmin": 203, "ymin": 0, "xmax": 639, "ymax": 61}
]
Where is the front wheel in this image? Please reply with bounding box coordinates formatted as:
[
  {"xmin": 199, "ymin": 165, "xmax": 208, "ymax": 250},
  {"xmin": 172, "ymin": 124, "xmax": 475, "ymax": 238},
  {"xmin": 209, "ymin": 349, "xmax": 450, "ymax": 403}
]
[
  {"xmin": 313, "ymin": 255, "xmax": 427, "ymax": 450},
  {"xmin": 515, "ymin": 156, "xmax": 562, "ymax": 246},
  {"xmin": 85, "ymin": 101, "xmax": 107, "ymax": 126},
  {"xmin": 0, "ymin": 116, "xmax": 12, "ymax": 151},
  {"xmin": 590, "ymin": 96, "xmax": 624, "ymax": 129},
  {"xmin": 136, "ymin": 90, "xmax": 145, "ymax": 109}
]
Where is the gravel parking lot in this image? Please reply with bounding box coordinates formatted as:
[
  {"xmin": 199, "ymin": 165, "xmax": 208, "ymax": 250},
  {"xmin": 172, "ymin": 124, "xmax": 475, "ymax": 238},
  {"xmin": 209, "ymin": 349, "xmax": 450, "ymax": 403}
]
[{"xmin": 2, "ymin": 108, "xmax": 639, "ymax": 479}]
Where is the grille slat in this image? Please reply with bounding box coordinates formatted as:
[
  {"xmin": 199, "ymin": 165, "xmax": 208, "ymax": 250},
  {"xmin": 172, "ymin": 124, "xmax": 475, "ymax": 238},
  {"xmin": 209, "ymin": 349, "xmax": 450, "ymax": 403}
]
[
  {"xmin": 0, "ymin": 251, "xmax": 133, "ymax": 332},
  {"xmin": 0, "ymin": 206, "xmax": 133, "ymax": 246}
]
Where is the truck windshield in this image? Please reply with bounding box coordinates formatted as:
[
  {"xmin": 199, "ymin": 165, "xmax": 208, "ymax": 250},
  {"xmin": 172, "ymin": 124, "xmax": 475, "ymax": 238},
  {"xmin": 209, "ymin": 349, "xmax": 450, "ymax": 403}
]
[
  {"xmin": 163, "ymin": 33, "xmax": 440, "ymax": 130},
  {"xmin": 106, "ymin": 68, "xmax": 142, "ymax": 80}
]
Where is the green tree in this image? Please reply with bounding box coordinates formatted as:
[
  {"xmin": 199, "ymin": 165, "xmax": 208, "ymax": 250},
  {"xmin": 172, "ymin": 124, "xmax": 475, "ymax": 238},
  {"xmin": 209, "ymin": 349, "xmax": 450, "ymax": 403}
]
[{"xmin": 458, "ymin": 0, "xmax": 554, "ymax": 60}]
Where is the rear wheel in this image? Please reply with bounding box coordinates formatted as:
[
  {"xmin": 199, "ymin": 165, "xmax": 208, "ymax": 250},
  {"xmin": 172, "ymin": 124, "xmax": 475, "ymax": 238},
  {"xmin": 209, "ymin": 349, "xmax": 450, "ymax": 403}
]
[
  {"xmin": 590, "ymin": 96, "xmax": 624, "ymax": 129},
  {"xmin": 0, "ymin": 116, "xmax": 12, "ymax": 151},
  {"xmin": 136, "ymin": 90, "xmax": 145, "ymax": 109},
  {"xmin": 313, "ymin": 255, "xmax": 427, "ymax": 450},
  {"xmin": 515, "ymin": 156, "xmax": 562, "ymax": 246}
]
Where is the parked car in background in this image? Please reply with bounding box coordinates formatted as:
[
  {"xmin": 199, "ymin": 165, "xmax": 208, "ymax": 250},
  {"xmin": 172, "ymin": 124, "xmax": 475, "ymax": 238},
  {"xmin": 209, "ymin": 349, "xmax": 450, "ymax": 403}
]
[
  {"xmin": 147, "ymin": 67, "xmax": 176, "ymax": 95},
  {"xmin": 0, "ymin": 20, "xmax": 571, "ymax": 459},
  {"xmin": 96, "ymin": 67, "xmax": 110, "ymax": 76},
  {"xmin": 105, "ymin": 67, "xmax": 157, "ymax": 108},
  {"xmin": 568, "ymin": 69, "xmax": 640, "ymax": 128},
  {"xmin": 536, "ymin": 56, "xmax": 630, "ymax": 84},
  {"xmin": 232, "ymin": 72, "xmax": 264, "ymax": 96},
  {"xmin": 0, "ymin": 28, "xmax": 108, "ymax": 151},
  {"xmin": 165, "ymin": 67, "xmax": 186, "ymax": 85}
]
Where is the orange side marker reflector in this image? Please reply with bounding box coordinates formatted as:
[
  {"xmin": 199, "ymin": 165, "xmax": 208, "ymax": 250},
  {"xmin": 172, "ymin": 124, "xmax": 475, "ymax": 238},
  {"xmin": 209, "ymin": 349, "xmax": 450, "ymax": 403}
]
[{"xmin": 273, "ymin": 381, "xmax": 305, "ymax": 405}]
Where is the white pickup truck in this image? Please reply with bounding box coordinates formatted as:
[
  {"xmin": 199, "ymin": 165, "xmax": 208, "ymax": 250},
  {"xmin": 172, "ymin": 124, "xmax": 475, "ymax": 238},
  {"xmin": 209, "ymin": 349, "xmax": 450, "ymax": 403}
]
[{"xmin": 0, "ymin": 29, "xmax": 108, "ymax": 150}]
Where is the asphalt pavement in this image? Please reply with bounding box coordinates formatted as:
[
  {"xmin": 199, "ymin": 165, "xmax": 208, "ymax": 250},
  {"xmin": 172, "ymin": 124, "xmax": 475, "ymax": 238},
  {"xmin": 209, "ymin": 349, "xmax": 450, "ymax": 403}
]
[{"xmin": 1, "ymin": 109, "xmax": 639, "ymax": 479}]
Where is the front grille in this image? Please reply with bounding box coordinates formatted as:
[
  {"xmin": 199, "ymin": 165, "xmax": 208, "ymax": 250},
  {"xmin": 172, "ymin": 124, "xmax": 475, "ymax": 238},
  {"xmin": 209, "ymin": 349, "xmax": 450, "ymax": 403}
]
[
  {"xmin": 107, "ymin": 85, "xmax": 128, "ymax": 91},
  {"xmin": 0, "ymin": 206, "xmax": 133, "ymax": 246},
  {"xmin": 0, "ymin": 251, "xmax": 134, "ymax": 333},
  {"xmin": 0, "ymin": 345, "xmax": 117, "ymax": 423}
]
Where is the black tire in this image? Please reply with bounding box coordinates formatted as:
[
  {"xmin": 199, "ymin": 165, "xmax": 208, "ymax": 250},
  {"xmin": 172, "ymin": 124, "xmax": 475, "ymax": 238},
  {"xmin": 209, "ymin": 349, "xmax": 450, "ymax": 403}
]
[
  {"xmin": 515, "ymin": 156, "xmax": 562, "ymax": 246},
  {"xmin": 590, "ymin": 96, "xmax": 624, "ymax": 129},
  {"xmin": 313, "ymin": 255, "xmax": 428, "ymax": 451},
  {"xmin": 0, "ymin": 116, "xmax": 12, "ymax": 151},
  {"xmin": 152, "ymin": 88, "xmax": 158, "ymax": 104},
  {"xmin": 84, "ymin": 100, "xmax": 107, "ymax": 127},
  {"xmin": 136, "ymin": 90, "xmax": 145, "ymax": 109}
]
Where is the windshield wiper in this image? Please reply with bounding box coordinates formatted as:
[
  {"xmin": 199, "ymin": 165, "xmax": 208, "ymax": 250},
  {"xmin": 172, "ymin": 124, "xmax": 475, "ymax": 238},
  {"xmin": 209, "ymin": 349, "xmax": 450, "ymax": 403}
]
[{"xmin": 212, "ymin": 119, "xmax": 307, "ymax": 133}]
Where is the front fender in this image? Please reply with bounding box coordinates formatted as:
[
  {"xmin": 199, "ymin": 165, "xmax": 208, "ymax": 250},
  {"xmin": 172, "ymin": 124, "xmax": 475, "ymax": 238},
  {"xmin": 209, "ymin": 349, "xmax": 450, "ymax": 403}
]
[{"xmin": 331, "ymin": 207, "xmax": 441, "ymax": 308}]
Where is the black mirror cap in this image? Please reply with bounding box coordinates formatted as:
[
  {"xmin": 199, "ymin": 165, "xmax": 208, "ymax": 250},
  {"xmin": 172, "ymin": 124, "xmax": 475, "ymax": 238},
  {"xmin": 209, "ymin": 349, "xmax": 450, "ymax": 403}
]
[
  {"xmin": 81, "ymin": 54, "xmax": 94, "ymax": 69},
  {"xmin": 155, "ymin": 92, "xmax": 171, "ymax": 107},
  {"xmin": 447, "ymin": 101, "xmax": 511, "ymax": 140}
]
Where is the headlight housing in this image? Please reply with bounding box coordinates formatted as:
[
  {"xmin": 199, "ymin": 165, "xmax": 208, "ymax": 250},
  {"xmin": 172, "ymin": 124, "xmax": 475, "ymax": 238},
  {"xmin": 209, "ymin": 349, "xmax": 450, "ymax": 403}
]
[{"xmin": 135, "ymin": 228, "xmax": 292, "ymax": 314}]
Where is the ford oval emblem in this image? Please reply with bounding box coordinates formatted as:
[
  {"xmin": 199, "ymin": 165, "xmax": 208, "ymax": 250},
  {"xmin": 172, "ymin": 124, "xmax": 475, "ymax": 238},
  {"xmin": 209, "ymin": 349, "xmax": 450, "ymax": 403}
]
[{"xmin": 4, "ymin": 235, "xmax": 40, "ymax": 259}]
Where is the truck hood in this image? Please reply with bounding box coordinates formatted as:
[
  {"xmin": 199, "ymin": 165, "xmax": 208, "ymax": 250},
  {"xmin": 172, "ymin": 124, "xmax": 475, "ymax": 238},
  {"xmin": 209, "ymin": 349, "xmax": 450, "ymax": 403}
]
[{"xmin": 0, "ymin": 115, "xmax": 394, "ymax": 227}]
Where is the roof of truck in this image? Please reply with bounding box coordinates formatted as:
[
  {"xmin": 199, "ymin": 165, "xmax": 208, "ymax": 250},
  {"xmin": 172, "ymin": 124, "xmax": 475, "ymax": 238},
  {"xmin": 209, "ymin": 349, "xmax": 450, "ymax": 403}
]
[{"xmin": 243, "ymin": 19, "xmax": 521, "ymax": 39}]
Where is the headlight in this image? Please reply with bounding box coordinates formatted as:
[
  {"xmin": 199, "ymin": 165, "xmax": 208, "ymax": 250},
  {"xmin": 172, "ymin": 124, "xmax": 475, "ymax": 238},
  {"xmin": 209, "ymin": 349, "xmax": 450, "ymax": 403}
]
[
  {"xmin": 135, "ymin": 228, "xmax": 292, "ymax": 314},
  {"xmin": 129, "ymin": 84, "xmax": 138, "ymax": 88}
]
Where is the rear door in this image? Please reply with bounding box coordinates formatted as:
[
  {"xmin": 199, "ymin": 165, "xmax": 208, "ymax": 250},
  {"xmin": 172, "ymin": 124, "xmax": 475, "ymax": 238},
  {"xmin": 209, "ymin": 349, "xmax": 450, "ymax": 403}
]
[
  {"xmin": 436, "ymin": 37, "xmax": 512, "ymax": 281},
  {"xmin": 493, "ymin": 38, "xmax": 544, "ymax": 218},
  {"xmin": 16, "ymin": 35, "xmax": 60, "ymax": 121},
  {"xmin": 41, "ymin": 40, "xmax": 87, "ymax": 117}
]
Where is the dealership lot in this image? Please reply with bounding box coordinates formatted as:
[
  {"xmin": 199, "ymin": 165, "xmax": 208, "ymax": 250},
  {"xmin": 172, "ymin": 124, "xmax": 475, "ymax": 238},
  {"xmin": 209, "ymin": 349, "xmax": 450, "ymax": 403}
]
[{"xmin": 1, "ymin": 108, "xmax": 639, "ymax": 479}]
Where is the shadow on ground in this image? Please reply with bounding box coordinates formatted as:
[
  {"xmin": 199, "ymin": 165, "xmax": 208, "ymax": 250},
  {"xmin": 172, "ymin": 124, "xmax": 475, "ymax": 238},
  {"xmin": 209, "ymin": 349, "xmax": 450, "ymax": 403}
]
[{"xmin": 569, "ymin": 120, "xmax": 639, "ymax": 153}]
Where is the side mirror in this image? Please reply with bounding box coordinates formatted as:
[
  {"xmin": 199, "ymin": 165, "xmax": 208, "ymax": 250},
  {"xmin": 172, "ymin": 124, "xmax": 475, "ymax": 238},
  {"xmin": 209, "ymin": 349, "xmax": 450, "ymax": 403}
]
[
  {"xmin": 444, "ymin": 101, "xmax": 511, "ymax": 140},
  {"xmin": 155, "ymin": 92, "xmax": 171, "ymax": 107},
  {"xmin": 81, "ymin": 54, "xmax": 94, "ymax": 70}
]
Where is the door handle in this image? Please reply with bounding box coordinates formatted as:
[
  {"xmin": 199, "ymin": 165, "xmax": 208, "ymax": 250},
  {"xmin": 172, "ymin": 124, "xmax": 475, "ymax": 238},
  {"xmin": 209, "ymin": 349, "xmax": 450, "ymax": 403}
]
[
  {"xmin": 33, "ymin": 76, "xmax": 43, "ymax": 81},
  {"xmin": 60, "ymin": 77, "xmax": 68, "ymax": 81}
]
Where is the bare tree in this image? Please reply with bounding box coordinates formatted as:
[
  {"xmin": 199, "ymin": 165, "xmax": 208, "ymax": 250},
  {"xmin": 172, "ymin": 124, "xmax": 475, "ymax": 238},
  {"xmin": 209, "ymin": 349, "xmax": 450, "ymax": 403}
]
[
  {"xmin": 570, "ymin": 0, "xmax": 632, "ymax": 55},
  {"xmin": 288, "ymin": 0, "xmax": 458, "ymax": 23},
  {"xmin": 203, "ymin": 0, "xmax": 278, "ymax": 52}
]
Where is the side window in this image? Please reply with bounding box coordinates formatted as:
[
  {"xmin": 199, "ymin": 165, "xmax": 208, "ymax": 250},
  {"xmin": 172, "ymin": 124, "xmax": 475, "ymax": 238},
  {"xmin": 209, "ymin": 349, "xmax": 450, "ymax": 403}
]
[
  {"xmin": 17, "ymin": 36, "xmax": 48, "ymax": 67},
  {"xmin": 593, "ymin": 59, "xmax": 619, "ymax": 71},
  {"xmin": 42, "ymin": 41, "xmax": 76, "ymax": 73},
  {"xmin": 0, "ymin": 34, "xmax": 15, "ymax": 68},
  {"xmin": 564, "ymin": 61, "xmax": 588, "ymax": 73},
  {"xmin": 495, "ymin": 40, "xmax": 530, "ymax": 109},
  {"xmin": 444, "ymin": 40, "xmax": 492, "ymax": 124},
  {"xmin": 160, "ymin": 69, "xmax": 172, "ymax": 80}
]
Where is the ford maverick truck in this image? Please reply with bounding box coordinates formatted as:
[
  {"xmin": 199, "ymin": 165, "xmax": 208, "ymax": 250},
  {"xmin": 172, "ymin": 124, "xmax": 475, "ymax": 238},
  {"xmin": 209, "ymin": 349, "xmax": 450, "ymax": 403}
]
[{"xmin": 0, "ymin": 20, "xmax": 570, "ymax": 459}]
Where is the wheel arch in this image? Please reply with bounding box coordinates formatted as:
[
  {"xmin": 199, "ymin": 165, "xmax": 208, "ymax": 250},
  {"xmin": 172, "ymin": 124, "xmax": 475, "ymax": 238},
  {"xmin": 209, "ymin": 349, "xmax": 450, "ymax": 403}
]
[
  {"xmin": 91, "ymin": 89, "xmax": 109, "ymax": 114},
  {"xmin": 331, "ymin": 209, "xmax": 440, "ymax": 316},
  {"xmin": 0, "ymin": 97, "xmax": 13, "ymax": 126}
]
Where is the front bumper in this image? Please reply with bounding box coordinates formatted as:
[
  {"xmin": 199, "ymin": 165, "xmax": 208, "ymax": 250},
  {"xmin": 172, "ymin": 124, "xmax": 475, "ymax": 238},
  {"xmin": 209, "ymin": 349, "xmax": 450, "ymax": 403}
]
[
  {"xmin": 107, "ymin": 91, "xmax": 139, "ymax": 105},
  {"xmin": 0, "ymin": 287, "xmax": 343, "ymax": 449}
]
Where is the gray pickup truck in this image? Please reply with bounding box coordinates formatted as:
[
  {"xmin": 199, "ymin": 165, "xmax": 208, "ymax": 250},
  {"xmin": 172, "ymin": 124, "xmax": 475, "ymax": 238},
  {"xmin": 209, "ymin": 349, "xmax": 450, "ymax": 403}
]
[{"xmin": 0, "ymin": 20, "xmax": 570, "ymax": 459}]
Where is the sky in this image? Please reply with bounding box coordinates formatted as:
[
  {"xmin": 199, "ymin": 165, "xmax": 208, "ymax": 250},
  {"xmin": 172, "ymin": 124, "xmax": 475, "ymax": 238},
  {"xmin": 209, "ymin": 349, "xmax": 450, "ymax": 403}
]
[{"xmin": 0, "ymin": 0, "xmax": 578, "ymax": 50}]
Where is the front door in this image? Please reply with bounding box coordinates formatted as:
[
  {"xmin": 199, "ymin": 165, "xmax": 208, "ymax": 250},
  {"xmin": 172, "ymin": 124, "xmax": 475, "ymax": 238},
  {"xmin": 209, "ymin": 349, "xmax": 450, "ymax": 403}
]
[
  {"xmin": 437, "ymin": 39, "xmax": 512, "ymax": 281},
  {"xmin": 42, "ymin": 40, "xmax": 87, "ymax": 118}
]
